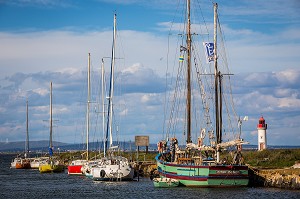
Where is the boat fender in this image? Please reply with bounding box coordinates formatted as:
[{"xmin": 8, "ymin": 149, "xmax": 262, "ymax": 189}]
[
  {"xmin": 100, "ymin": 169, "xmax": 106, "ymax": 178},
  {"xmin": 157, "ymin": 141, "xmax": 162, "ymax": 153},
  {"xmin": 200, "ymin": 128, "xmax": 206, "ymax": 139}
]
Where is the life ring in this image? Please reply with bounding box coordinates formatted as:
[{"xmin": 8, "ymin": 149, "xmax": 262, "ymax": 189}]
[{"xmin": 100, "ymin": 170, "xmax": 106, "ymax": 178}]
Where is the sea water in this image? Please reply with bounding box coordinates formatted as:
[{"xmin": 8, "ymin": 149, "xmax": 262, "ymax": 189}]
[{"xmin": 1, "ymin": 154, "xmax": 299, "ymax": 199}]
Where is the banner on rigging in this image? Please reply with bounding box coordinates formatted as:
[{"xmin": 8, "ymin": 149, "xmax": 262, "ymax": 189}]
[
  {"xmin": 49, "ymin": 147, "xmax": 53, "ymax": 156},
  {"xmin": 203, "ymin": 42, "xmax": 214, "ymax": 63}
]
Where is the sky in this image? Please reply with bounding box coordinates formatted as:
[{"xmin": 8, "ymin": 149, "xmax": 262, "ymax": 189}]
[{"xmin": 0, "ymin": 0, "xmax": 300, "ymax": 147}]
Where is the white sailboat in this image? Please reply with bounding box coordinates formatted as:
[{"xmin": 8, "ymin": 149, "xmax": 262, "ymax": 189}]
[
  {"xmin": 81, "ymin": 56, "xmax": 106, "ymax": 178},
  {"xmin": 91, "ymin": 13, "xmax": 134, "ymax": 181},
  {"xmin": 11, "ymin": 100, "xmax": 31, "ymax": 169},
  {"xmin": 39, "ymin": 82, "xmax": 64, "ymax": 173}
]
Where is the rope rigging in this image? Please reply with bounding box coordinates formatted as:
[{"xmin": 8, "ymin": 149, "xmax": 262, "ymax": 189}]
[{"xmin": 163, "ymin": 0, "xmax": 241, "ymax": 145}]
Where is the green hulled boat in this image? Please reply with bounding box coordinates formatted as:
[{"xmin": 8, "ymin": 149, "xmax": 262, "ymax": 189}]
[
  {"xmin": 153, "ymin": 177, "xmax": 179, "ymax": 188},
  {"xmin": 154, "ymin": 1, "xmax": 249, "ymax": 187}
]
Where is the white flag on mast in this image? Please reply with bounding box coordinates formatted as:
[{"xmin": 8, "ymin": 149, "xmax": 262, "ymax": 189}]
[{"xmin": 203, "ymin": 42, "xmax": 214, "ymax": 63}]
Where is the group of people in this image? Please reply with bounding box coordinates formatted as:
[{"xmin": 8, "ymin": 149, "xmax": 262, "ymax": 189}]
[
  {"xmin": 157, "ymin": 137, "xmax": 179, "ymax": 162},
  {"xmin": 157, "ymin": 137, "xmax": 244, "ymax": 165}
]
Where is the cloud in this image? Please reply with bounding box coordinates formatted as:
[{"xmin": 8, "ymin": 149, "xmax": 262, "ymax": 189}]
[
  {"xmin": 121, "ymin": 63, "xmax": 165, "ymax": 94},
  {"xmin": 0, "ymin": 29, "xmax": 169, "ymax": 77},
  {"xmin": 228, "ymin": 69, "xmax": 300, "ymax": 146},
  {"xmin": 233, "ymin": 69, "xmax": 300, "ymax": 111},
  {"xmin": 1, "ymin": 58, "xmax": 300, "ymax": 146},
  {"xmin": 0, "ymin": 60, "xmax": 167, "ymax": 143},
  {"xmin": 0, "ymin": 0, "xmax": 300, "ymax": 145},
  {"xmin": 275, "ymin": 69, "xmax": 300, "ymax": 86},
  {"xmin": 233, "ymin": 69, "xmax": 300, "ymax": 94},
  {"xmin": 221, "ymin": 0, "xmax": 300, "ymax": 23},
  {"xmin": 1, "ymin": 26, "xmax": 300, "ymax": 144}
]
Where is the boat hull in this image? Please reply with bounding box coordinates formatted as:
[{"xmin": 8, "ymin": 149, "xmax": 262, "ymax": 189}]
[
  {"xmin": 67, "ymin": 159, "xmax": 88, "ymax": 175},
  {"xmin": 30, "ymin": 162, "xmax": 40, "ymax": 169},
  {"xmin": 153, "ymin": 177, "xmax": 179, "ymax": 188},
  {"xmin": 155, "ymin": 154, "xmax": 249, "ymax": 187},
  {"xmin": 81, "ymin": 160, "xmax": 102, "ymax": 178},
  {"xmin": 12, "ymin": 158, "xmax": 31, "ymax": 169},
  {"xmin": 39, "ymin": 164, "xmax": 64, "ymax": 173},
  {"xmin": 15, "ymin": 160, "xmax": 31, "ymax": 169},
  {"xmin": 68, "ymin": 165, "xmax": 83, "ymax": 175},
  {"xmin": 10, "ymin": 158, "xmax": 21, "ymax": 169},
  {"xmin": 91, "ymin": 163, "xmax": 134, "ymax": 181},
  {"xmin": 92, "ymin": 165, "xmax": 134, "ymax": 181},
  {"xmin": 30, "ymin": 157, "xmax": 48, "ymax": 169}
]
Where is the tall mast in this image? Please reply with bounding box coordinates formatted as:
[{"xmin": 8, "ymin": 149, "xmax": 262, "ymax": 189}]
[
  {"xmin": 213, "ymin": 3, "xmax": 221, "ymax": 144},
  {"xmin": 101, "ymin": 58, "xmax": 106, "ymax": 157},
  {"xmin": 219, "ymin": 71, "xmax": 222, "ymax": 144},
  {"xmin": 86, "ymin": 53, "xmax": 91, "ymax": 160},
  {"xmin": 213, "ymin": 3, "xmax": 222, "ymax": 163},
  {"xmin": 49, "ymin": 82, "xmax": 53, "ymax": 152},
  {"xmin": 186, "ymin": 0, "xmax": 192, "ymax": 143},
  {"xmin": 110, "ymin": 13, "xmax": 116, "ymax": 148},
  {"xmin": 25, "ymin": 99, "xmax": 29, "ymax": 158},
  {"xmin": 105, "ymin": 13, "xmax": 117, "ymax": 153}
]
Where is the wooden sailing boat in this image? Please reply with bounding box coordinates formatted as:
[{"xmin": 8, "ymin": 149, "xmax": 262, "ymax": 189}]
[
  {"xmin": 11, "ymin": 100, "xmax": 31, "ymax": 169},
  {"xmin": 39, "ymin": 82, "xmax": 64, "ymax": 173},
  {"xmin": 90, "ymin": 14, "xmax": 134, "ymax": 181},
  {"xmin": 154, "ymin": 1, "xmax": 249, "ymax": 187},
  {"xmin": 67, "ymin": 53, "xmax": 91, "ymax": 175}
]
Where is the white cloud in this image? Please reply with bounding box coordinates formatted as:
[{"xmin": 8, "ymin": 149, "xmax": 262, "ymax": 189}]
[
  {"xmin": 32, "ymin": 88, "xmax": 48, "ymax": 96},
  {"xmin": 278, "ymin": 97, "xmax": 300, "ymax": 108},
  {"xmin": 141, "ymin": 94, "xmax": 150, "ymax": 103},
  {"xmin": 1, "ymin": 58, "xmax": 300, "ymax": 146},
  {"xmin": 122, "ymin": 63, "xmax": 142, "ymax": 74},
  {"xmin": 276, "ymin": 69, "xmax": 300, "ymax": 85},
  {"xmin": 1, "ymin": 1, "xmax": 300, "ymax": 146},
  {"xmin": 119, "ymin": 108, "xmax": 128, "ymax": 116}
]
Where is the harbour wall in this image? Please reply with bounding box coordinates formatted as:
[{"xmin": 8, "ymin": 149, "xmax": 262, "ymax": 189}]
[{"xmin": 249, "ymin": 166, "xmax": 300, "ymax": 189}]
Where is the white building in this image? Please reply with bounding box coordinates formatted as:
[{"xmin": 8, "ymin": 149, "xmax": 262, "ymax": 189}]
[{"xmin": 257, "ymin": 116, "xmax": 267, "ymax": 151}]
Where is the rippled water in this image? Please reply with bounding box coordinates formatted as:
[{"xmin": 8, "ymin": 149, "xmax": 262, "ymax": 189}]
[{"xmin": 1, "ymin": 154, "xmax": 299, "ymax": 199}]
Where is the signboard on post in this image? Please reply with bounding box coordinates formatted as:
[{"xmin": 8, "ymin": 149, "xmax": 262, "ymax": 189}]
[
  {"xmin": 135, "ymin": 136, "xmax": 149, "ymax": 146},
  {"xmin": 135, "ymin": 136, "xmax": 149, "ymax": 154}
]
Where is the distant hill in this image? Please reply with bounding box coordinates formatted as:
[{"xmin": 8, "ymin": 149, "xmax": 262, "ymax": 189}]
[
  {"xmin": 0, "ymin": 141, "xmax": 298, "ymax": 153},
  {"xmin": 0, "ymin": 140, "xmax": 71, "ymax": 152},
  {"xmin": 0, "ymin": 140, "xmax": 157, "ymax": 152}
]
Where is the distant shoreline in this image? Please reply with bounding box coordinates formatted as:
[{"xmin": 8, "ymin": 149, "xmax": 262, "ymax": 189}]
[{"xmin": 1, "ymin": 140, "xmax": 299, "ymax": 152}]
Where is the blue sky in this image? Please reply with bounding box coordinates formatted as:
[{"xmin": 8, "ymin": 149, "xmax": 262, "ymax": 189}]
[{"xmin": 0, "ymin": 0, "xmax": 300, "ymax": 147}]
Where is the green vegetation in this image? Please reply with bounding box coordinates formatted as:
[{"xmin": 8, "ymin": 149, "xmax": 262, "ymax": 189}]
[
  {"xmin": 57, "ymin": 149, "xmax": 300, "ymax": 169},
  {"xmin": 242, "ymin": 149, "xmax": 300, "ymax": 168},
  {"xmin": 57, "ymin": 150, "xmax": 157, "ymax": 164}
]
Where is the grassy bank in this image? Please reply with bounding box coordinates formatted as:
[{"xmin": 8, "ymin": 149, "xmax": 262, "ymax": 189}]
[
  {"xmin": 242, "ymin": 149, "xmax": 300, "ymax": 168},
  {"xmin": 58, "ymin": 150, "xmax": 157, "ymax": 164},
  {"xmin": 58, "ymin": 148, "xmax": 300, "ymax": 169}
]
